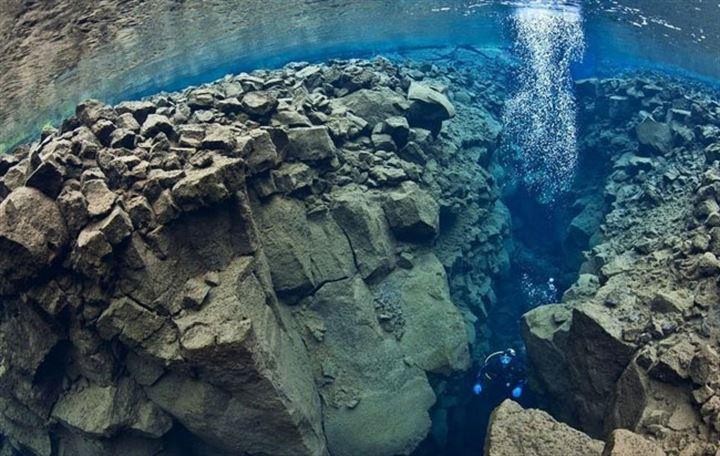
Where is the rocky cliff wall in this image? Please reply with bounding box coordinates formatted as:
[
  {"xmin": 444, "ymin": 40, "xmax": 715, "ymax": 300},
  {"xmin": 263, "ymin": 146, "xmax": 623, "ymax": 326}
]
[
  {"xmin": 0, "ymin": 55, "xmax": 508, "ymax": 455},
  {"xmin": 522, "ymin": 75, "xmax": 720, "ymax": 455}
]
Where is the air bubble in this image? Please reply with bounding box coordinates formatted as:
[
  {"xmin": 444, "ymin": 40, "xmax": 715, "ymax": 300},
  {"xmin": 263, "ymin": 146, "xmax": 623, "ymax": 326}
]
[{"xmin": 502, "ymin": 3, "xmax": 585, "ymax": 203}]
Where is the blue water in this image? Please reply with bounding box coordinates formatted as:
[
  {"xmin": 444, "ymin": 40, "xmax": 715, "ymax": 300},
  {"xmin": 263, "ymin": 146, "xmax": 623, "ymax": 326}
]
[
  {"xmin": 2, "ymin": 0, "xmax": 720, "ymax": 149},
  {"xmin": 102, "ymin": 4, "xmax": 720, "ymax": 106},
  {"xmin": 2, "ymin": 1, "xmax": 719, "ymax": 453}
]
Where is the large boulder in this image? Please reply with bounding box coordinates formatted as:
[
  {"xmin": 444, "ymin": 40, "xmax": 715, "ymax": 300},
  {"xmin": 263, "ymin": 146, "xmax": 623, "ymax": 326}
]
[
  {"xmin": 331, "ymin": 187, "xmax": 395, "ymax": 280},
  {"xmin": 485, "ymin": 400, "xmax": 604, "ymax": 456},
  {"xmin": 171, "ymin": 154, "xmax": 244, "ymax": 212},
  {"xmin": 373, "ymin": 253, "xmax": 470, "ymax": 373},
  {"xmin": 57, "ymin": 189, "xmax": 90, "ymax": 235},
  {"xmin": 140, "ymin": 114, "xmax": 176, "ymax": 139},
  {"xmin": 96, "ymin": 296, "xmax": 181, "ymax": 364},
  {"xmin": 116, "ymin": 101, "xmax": 156, "ymax": 124},
  {"xmin": 82, "ymin": 179, "xmax": 116, "ymax": 218},
  {"xmin": 564, "ymin": 198, "xmax": 604, "ymax": 256},
  {"xmin": 636, "ymin": 116, "xmax": 672, "ymax": 155},
  {"xmin": 253, "ymin": 195, "xmax": 355, "ymax": 299},
  {"xmin": 522, "ymin": 304, "xmax": 574, "ymax": 415},
  {"xmin": 200, "ymin": 124, "xmax": 237, "ymax": 151},
  {"xmin": 334, "ymin": 87, "xmax": 406, "ymax": 126},
  {"xmin": 606, "ymin": 360, "xmax": 651, "ymax": 432},
  {"xmin": 240, "ymin": 91, "xmax": 278, "ymax": 117},
  {"xmin": 523, "ymin": 303, "xmax": 636, "ymax": 435},
  {"xmin": 286, "ymin": 127, "xmax": 337, "ymax": 162},
  {"xmin": 76, "ymin": 99, "xmax": 117, "ymax": 126},
  {"xmin": 51, "ymin": 378, "xmax": 172, "ymax": 439},
  {"xmin": 94, "ymin": 206, "xmax": 133, "ymax": 245},
  {"xmin": 0, "ymin": 298, "xmax": 62, "ymax": 455},
  {"xmin": 295, "ymin": 277, "xmax": 435, "ymax": 456},
  {"xmin": 246, "ymin": 129, "xmax": 282, "ymax": 174},
  {"xmin": 0, "ymin": 187, "xmax": 68, "ymax": 284},
  {"xmin": 565, "ymin": 304, "xmax": 636, "ymax": 434},
  {"xmin": 0, "ymin": 298, "xmax": 61, "ymax": 394},
  {"xmin": 117, "ymin": 202, "xmax": 258, "ymax": 309},
  {"xmin": 147, "ymin": 257, "xmax": 326, "ymax": 456},
  {"xmin": 272, "ymin": 162, "xmax": 315, "ymax": 195},
  {"xmin": 602, "ymin": 429, "xmax": 665, "ymax": 456},
  {"xmin": 25, "ymin": 159, "xmax": 64, "ymax": 198},
  {"xmin": 382, "ymin": 181, "xmax": 439, "ymax": 242},
  {"xmin": 70, "ymin": 227, "xmax": 113, "ymax": 278},
  {"xmin": 407, "ymin": 82, "xmax": 455, "ymax": 133}
]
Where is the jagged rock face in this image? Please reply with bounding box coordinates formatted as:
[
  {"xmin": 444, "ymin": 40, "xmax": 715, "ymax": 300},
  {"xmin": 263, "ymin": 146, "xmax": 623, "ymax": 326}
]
[
  {"xmin": 295, "ymin": 277, "xmax": 436, "ymax": 456},
  {"xmin": 603, "ymin": 429, "xmax": 666, "ymax": 456},
  {"xmin": 523, "ymin": 303, "xmax": 636, "ymax": 434},
  {"xmin": 0, "ymin": 57, "xmax": 500, "ymax": 456},
  {"xmin": 330, "ymin": 186, "xmax": 396, "ymax": 280},
  {"xmin": 484, "ymin": 401, "xmax": 667, "ymax": 456},
  {"xmin": 484, "ymin": 400, "xmax": 604, "ymax": 456},
  {"xmin": 523, "ymin": 76, "xmax": 720, "ymax": 454},
  {"xmin": 253, "ymin": 195, "xmax": 355, "ymax": 299},
  {"xmin": 0, "ymin": 187, "xmax": 68, "ymax": 287},
  {"xmin": 51, "ymin": 377, "xmax": 172, "ymax": 439}
]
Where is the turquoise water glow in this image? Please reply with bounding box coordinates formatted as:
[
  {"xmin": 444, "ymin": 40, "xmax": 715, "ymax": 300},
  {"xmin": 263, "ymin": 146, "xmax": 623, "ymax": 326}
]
[{"xmin": 1, "ymin": 0, "xmax": 719, "ymax": 149}]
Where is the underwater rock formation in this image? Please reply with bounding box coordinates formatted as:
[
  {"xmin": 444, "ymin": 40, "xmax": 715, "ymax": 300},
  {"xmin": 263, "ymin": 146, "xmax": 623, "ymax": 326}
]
[
  {"xmin": 485, "ymin": 400, "xmax": 604, "ymax": 456},
  {"xmin": 522, "ymin": 76, "xmax": 720, "ymax": 454},
  {"xmin": 0, "ymin": 56, "xmax": 507, "ymax": 455},
  {"xmin": 484, "ymin": 400, "xmax": 666, "ymax": 456},
  {"xmin": 4, "ymin": 40, "xmax": 718, "ymax": 455}
]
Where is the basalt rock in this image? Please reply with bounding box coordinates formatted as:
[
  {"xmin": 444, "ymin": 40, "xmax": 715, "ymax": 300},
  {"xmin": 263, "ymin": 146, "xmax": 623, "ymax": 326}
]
[
  {"xmin": 294, "ymin": 277, "xmax": 436, "ymax": 456},
  {"xmin": 82, "ymin": 179, "xmax": 116, "ymax": 218},
  {"xmin": 407, "ymin": 82, "xmax": 456, "ymax": 134},
  {"xmin": 330, "ymin": 187, "xmax": 396, "ymax": 280},
  {"xmin": 253, "ymin": 195, "xmax": 355, "ymax": 298},
  {"xmin": 485, "ymin": 400, "xmax": 604, "ymax": 456},
  {"xmin": 116, "ymin": 101, "xmax": 156, "ymax": 124},
  {"xmin": 602, "ymin": 429, "xmax": 665, "ymax": 456},
  {"xmin": 382, "ymin": 181, "xmax": 440, "ymax": 242},
  {"xmin": 51, "ymin": 378, "xmax": 172, "ymax": 439},
  {"xmin": 286, "ymin": 126, "xmax": 337, "ymax": 162},
  {"xmin": 334, "ymin": 87, "xmax": 406, "ymax": 126},
  {"xmin": 636, "ymin": 116, "xmax": 673, "ymax": 155},
  {"xmin": 0, "ymin": 187, "xmax": 68, "ymax": 286},
  {"xmin": 485, "ymin": 402, "xmax": 668, "ymax": 456},
  {"xmin": 170, "ymin": 154, "xmax": 244, "ymax": 211},
  {"xmin": 25, "ymin": 159, "xmax": 64, "ymax": 198},
  {"xmin": 240, "ymin": 91, "xmax": 279, "ymax": 117},
  {"xmin": 374, "ymin": 253, "xmax": 470, "ymax": 373},
  {"xmin": 523, "ymin": 73, "xmax": 720, "ymax": 455},
  {"xmin": 0, "ymin": 56, "xmax": 506, "ymax": 456},
  {"xmin": 141, "ymin": 114, "xmax": 176, "ymax": 140}
]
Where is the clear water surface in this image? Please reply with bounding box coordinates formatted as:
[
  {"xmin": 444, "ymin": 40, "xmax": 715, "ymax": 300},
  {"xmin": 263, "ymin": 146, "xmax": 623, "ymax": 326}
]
[{"xmin": 1, "ymin": 0, "xmax": 719, "ymax": 149}]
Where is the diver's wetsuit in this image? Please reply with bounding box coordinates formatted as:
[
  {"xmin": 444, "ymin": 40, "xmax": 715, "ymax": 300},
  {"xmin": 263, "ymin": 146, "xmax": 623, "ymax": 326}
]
[{"xmin": 474, "ymin": 350, "xmax": 526, "ymax": 398}]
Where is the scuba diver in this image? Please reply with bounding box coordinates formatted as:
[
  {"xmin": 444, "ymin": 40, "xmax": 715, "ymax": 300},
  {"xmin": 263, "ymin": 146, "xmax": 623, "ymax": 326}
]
[{"xmin": 472, "ymin": 348, "xmax": 526, "ymax": 399}]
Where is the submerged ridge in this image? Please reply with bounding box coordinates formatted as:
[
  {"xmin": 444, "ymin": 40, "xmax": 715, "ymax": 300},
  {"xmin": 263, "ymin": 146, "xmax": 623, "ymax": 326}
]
[{"xmin": 1, "ymin": 46, "xmax": 719, "ymax": 455}]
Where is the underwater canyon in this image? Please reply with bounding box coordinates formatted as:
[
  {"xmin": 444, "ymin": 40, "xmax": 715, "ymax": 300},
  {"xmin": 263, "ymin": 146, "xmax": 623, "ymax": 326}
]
[{"xmin": 0, "ymin": 1, "xmax": 720, "ymax": 456}]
